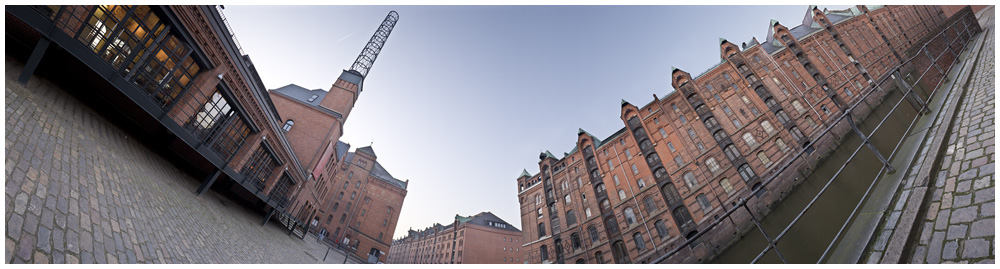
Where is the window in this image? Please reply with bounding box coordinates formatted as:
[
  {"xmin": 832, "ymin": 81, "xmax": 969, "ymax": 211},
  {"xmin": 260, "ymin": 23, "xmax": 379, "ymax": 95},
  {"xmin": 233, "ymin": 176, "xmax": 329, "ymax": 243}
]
[
  {"xmin": 776, "ymin": 138, "xmax": 789, "ymax": 152},
  {"xmin": 625, "ymin": 149, "xmax": 633, "ymax": 160},
  {"xmin": 307, "ymin": 94, "xmax": 319, "ymax": 102},
  {"xmin": 535, "ymin": 194, "xmax": 542, "ymax": 205},
  {"xmin": 655, "ymin": 220, "xmax": 669, "ymax": 238},
  {"xmin": 537, "ymin": 208, "xmax": 544, "ymax": 218},
  {"xmin": 566, "ymin": 210, "xmax": 577, "ymax": 226},
  {"xmin": 720, "ymin": 178, "xmax": 734, "ymax": 193},
  {"xmin": 643, "ymin": 196, "xmax": 658, "ymax": 214},
  {"xmin": 624, "ymin": 208, "xmax": 637, "ymax": 225},
  {"xmin": 697, "ymin": 194, "xmax": 712, "ymax": 213},
  {"xmin": 806, "ymin": 116, "xmax": 818, "ymax": 130},
  {"xmin": 671, "ymin": 103, "xmax": 680, "ymax": 112},
  {"xmin": 723, "ymin": 73, "xmax": 731, "ymax": 80},
  {"xmin": 282, "ymin": 120, "xmax": 294, "ymax": 132},
  {"xmin": 732, "ymin": 83, "xmax": 740, "ymax": 91},
  {"xmin": 585, "ymin": 225, "xmax": 601, "ymax": 243},
  {"xmin": 738, "ymin": 164, "xmax": 756, "ymax": 182},
  {"xmin": 667, "ymin": 142, "xmax": 676, "ymax": 152},
  {"xmin": 340, "ymin": 214, "xmax": 346, "ymax": 223},
  {"xmin": 631, "ymin": 164, "xmax": 639, "ymax": 175},
  {"xmin": 585, "ymin": 208, "xmax": 592, "ymax": 218},
  {"xmin": 714, "ymin": 94, "xmax": 722, "ymax": 101},
  {"xmin": 633, "ymin": 232, "xmax": 647, "ymax": 251},
  {"xmin": 565, "ymin": 194, "xmax": 572, "ymax": 204},
  {"xmin": 561, "ymin": 180, "xmax": 568, "ymax": 190},
  {"xmin": 350, "ymin": 191, "xmax": 356, "ymax": 200},
  {"xmin": 637, "ymin": 178, "xmax": 646, "ymax": 188},
  {"xmin": 658, "ymin": 128, "xmax": 667, "ymax": 138},
  {"xmin": 723, "ymin": 106, "xmax": 733, "ymax": 116},
  {"xmin": 360, "ymin": 209, "xmax": 366, "ymax": 216},
  {"xmin": 679, "ymin": 115, "xmax": 688, "ymax": 124},
  {"xmin": 733, "ymin": 118, "xmax": 743, "ymax": 128},
  {"xmin": 596, "ymin": 251, "xmax": 606, "ymax": 264},
  {"xmin": 687, "ymin": 129, "xmax": 697, "ymax": 139},
  {"xmin": 706, "ymin": 84, "xmax": 715, "ymax": 91},
  {"xmin": 674, "ymin": 156, "xmax": 683, "ymax": 166},
  {"xmin": 613, "ymin": 175, "xmax": 620, "ymax": 185},
  {"xmin": 356, "ymin": 181, "xmax": 361, "ymax": 188},
  {"xmin": 538, "ymin": 223, "xmax": 546, "ymax": 238},
  {"xmin": 757, "ymin": 151, "xmax": 773, "ymax": 167},
  {"xmin": 332, "ymin": 203, "xmax": 339, "ymax": 212},
  {"xmin": 577, "ymin": 177, "xmax": 583, "ymax": 187},
  {"xmin": 364, "ymin": 197, "xmax": 371, "ymax": 204},
  {"xmin": 743, "ymin": 133, "xmax": 759, "ymax": 148},
  {"xmin": 761, "ymin": 121, "xmax": 776, "ymax": 135},
  {"xmin": 792, "ymin": 100, "xmax": 807, "ymax": 114},
  {"xmin": 683, "ymin": 172, "xmax": 698, "ymax": 188},
  {"xmin": 706, "ymin": 158, "xmax": 720, "ymax": 173},
  {"xmin": 571, "ymin": 233, "xmax": 582, "ymax": 249},
  {"xmin": 337, "ymin": 192, "xmax": 344, "ymax": 200},
  {"xmin": 347, "ymin": 171, "xmax": 353, "ymax": 179},
  {"xmin": 654, "ymin": 117, "xmax": 660, "ymax": 124},
  {"xmin": 618, "ymin": 190, "xmax": 627, "ymax": 200},
  {"xmin": 607, "ymin": 159, "xmax": 615, "ymax": 170}
]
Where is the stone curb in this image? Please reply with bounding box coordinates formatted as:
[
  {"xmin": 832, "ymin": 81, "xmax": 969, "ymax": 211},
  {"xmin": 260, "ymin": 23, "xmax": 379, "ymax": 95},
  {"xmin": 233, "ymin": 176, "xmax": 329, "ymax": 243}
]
[{"xmin": 880, "ymin": 26, "xmax": 991, "ymax": 264}]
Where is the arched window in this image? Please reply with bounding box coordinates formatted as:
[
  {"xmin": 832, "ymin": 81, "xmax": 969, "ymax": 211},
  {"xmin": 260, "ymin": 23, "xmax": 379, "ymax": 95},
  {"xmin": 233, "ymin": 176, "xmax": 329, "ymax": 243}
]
[
  {"xmin": 611, "ymin": 240, "xmax": 631, "ymax": 264},
  {"xmin": 672, "ymin": 207, "xmax": 694, "ymax": 228},
  {"xmin": 761, "ymin": 120, "xmax": 776, "ymax": 135},
  {"xmin": 332, "ymin": 203, "xmax": 339, "ymax": 212},
  {"xmin": 674, "ymin": 156, "xmax": 683, "ymax": 166},
  {"xmin": 588, "ymin": 225, "xmax": 600, "ymax": 242},
  {"xmin": 738, "ymin": 164, "xmax": 756, "ymax": 182},
  {"xmin": 585, "ymin": 208, "xmax": 592, "ymax": 218},
  {"xmin": 704, "ymin": 117, "xmax": 720, "ymax": 129},
  {"xmin": 764, "ymin": 97, "xmax": 779, "ymax": 109},
  {"xmin": 776, "ymin": 110, "xmax": 791, "ymax": 124},
  {"xmin": 595, "ymin": 183, "xmax": 607, "ymax": 195},
  {"xmin": 595, "ymin": 251, "xmax": 605, "ymax": 264},
  {"xmin": 538, "ymin": 222, "xmax": 547, "ymax": 238},
  {"xmin": 633, "ymin": 232, "xmax": 647, "ymax": 251},
  {"xmin": 340, "ymin": 214, "xmax": 346, "ymax": 223},
  {"xmin": 667, "ymin": 142, "xmax": 676, "ymax": 152},
  {"xmin": 282, "ymin": 120, "xmax": 294, "ymax": 132},
  {"xmin": 605, "ymin": 217, "xmax": 620, "ymax": 235},
  {"xmin": 337, "ymin": 192, "xmax": 344, "ymax": 200},
  {"xmin": 655, "ymin": 220, "xmax": 669, "ymax": 238},
  {"xmin": 758, "ymin": 151, "xmax": 773, "ymax": 167},
  {"xmin": 571, "ymin": 232, "xmax": 582, "ymax": 249},
  {"xmin": 654, "ymin": 167, "xmax": 668, "ymax": 180},
  {"xmin": 624, "ymin": 207, "xmax": 637, "ymax": 225},
  {"xmin": 697, "ymin": 194, "xmax": 712, "ymax": 213},
  {"xmin": 643, "ymin": 196, "xmax": 658, "ymax": 214},
  {"xmin": 540, "ymin": 245, "xmax": 549, "ymax": 261},
  {"xmin": 535, "ymin": 194, "xmax": 542, "ymax": 205},
  {"xmin": 566, "ymin": 210, "xmax": 577, "ymax": 227},
  {"xmin": 618, "ymin": 190, "xmax": 627, "ymax": 200},
  {"xmin": 350, "ymin": 191, "xmax": 356, "ymax": 200},
  {"xmin": 564, "ymin": 194, "xmax": 572, "ymax": 204},
  {"xmin": 645, "ymin": 153, "xmax": 661, "ymax": 165},
  {"xmin": 713, "ymin": 130, "xmax": 728, "ymax": 142},
  {"xmin": 776, "ymin": 138, "xmax": 789, "ymax": 152},
  {"xmin": 705, "ymin": 157, "xmax": 720, "ymax": 173},
  {"xmin": 792, "ymin": 100, "xmax": 807, "ymax": 114},
  {"xmin": 724, "ymin": 145, "xmax": 741, "ymax": 161},
  {"xmin": 683, "ymin": 172, "xmax": 698, "ymax": 188},
  {"xmin": 661, "ymin": 184, "xmax": 681, "ymax": 205},
  {"xmin": 720, "ymin": 178, "xmax": 734, "ymax": 193},
  {"xmin": 743, "ymin": 133, "xmax": 759, "ymax": 148}
]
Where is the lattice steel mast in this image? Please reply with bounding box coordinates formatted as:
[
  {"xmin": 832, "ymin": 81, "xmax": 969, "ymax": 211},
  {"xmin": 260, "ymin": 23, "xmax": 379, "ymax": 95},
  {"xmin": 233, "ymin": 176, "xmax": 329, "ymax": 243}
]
[{"xmin": 348, "ymin": 10, "xmax": 399, "ymax": 79}]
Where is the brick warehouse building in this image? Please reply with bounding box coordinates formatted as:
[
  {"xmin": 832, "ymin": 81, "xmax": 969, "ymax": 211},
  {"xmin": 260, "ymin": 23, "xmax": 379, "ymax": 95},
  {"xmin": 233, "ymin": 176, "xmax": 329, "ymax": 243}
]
[
  {"xmin": 387, "ymin": 212, "xmax": 523, "ymax": 264},
  {"xmin": 514, "ymin": 5, "xmax": 980, "ymax": 264},
  {"xmin": 7, "ymin": 5, "xmax": 407, "ymax": 263}
]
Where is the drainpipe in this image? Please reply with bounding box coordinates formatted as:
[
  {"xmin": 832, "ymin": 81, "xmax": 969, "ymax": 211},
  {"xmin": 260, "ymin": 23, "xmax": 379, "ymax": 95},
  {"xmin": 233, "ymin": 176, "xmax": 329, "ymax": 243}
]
[{"xmin": 610, "ymin": 144, "xmax": 657, "ymax": 252}]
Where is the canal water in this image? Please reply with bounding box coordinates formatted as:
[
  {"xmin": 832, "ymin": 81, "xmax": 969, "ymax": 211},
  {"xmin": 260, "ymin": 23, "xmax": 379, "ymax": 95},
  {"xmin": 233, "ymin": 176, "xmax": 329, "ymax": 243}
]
[{"xmin": 711, "ymin": 88, "xmax": 919, "ymax": 264}]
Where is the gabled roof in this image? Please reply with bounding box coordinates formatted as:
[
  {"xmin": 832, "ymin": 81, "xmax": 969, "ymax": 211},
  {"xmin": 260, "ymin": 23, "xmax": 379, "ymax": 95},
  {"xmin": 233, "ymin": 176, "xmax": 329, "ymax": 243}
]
[
  {"xmin": 357, "ymin": 145, "xmax": 377, "ymax": 158},
  {"xmin": 270, "ymin": 84, "xmax": 343, "ymax": 119}
]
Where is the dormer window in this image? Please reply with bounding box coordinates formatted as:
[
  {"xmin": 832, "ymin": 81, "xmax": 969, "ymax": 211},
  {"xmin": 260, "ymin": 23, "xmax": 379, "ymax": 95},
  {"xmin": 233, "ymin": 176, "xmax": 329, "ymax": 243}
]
[
  {"xmin": 307, "ymin": 94, "xmax": 319, "ymax": 102},
  {"xmin": 282, "ymin": 120, "xmax": 294, "ymax": 132}
]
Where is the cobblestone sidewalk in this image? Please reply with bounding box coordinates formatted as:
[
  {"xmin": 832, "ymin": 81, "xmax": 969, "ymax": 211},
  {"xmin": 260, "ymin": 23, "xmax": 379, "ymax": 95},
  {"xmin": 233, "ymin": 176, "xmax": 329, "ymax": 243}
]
[
  {"xmin": 908, "ymin": 8, "xmax": 995, "ymax": 264},
  {"xmin": 5, "ymin": 56, "xmax": 357, "ymax": 264}
]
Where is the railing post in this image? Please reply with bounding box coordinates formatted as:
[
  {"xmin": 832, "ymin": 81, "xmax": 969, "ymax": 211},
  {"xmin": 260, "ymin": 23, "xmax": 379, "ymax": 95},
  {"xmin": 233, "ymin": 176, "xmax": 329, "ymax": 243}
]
[
  {"xmin": 743, "ymin": 203, "xmax": 788, "ymax": 264},
  {"xmin": 893, "ymin": 70, "xmax": 930, "ymax": 114},
  {"xmin": 923, "ymin": 44, "xmax": 945, "ymax": 76},
  {"xmin": 845, "ymin": 110, "xmax": 896, "ymax": 173}
]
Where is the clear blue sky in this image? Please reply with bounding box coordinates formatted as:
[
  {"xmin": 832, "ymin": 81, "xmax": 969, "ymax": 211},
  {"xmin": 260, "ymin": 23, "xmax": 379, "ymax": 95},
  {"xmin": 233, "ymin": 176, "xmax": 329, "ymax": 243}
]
[{"xmin": 222, "ymin": 5, "xmax": 850, "ymax": 239}]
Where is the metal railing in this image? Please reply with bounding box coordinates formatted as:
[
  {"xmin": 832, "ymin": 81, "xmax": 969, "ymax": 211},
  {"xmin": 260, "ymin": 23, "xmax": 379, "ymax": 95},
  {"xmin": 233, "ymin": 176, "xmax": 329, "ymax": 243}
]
[{"xmin": 652, "ymin": 9, "xmax": 980, "ymax": 264}]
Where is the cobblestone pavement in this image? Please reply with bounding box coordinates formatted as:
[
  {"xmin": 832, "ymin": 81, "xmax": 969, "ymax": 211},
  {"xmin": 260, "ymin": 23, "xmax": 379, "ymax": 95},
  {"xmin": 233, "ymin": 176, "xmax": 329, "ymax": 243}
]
[
  {"xmin": 907, "ymin": 7, "xmax": 995, "ymax": 264},
  {"xmin": 4, "ymin": 56, "xmax": 359, "ymax": 264}
]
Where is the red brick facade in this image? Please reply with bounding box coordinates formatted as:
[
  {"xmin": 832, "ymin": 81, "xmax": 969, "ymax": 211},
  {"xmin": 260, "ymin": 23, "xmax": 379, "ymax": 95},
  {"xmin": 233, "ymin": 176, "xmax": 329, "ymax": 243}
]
[
  {"xmin": 387, "ymin": 212, "xmax": 523, "ymax": 264},
  {"xmin": 515, "ymin": 5, "xmax": 965, "ymax": 264}
]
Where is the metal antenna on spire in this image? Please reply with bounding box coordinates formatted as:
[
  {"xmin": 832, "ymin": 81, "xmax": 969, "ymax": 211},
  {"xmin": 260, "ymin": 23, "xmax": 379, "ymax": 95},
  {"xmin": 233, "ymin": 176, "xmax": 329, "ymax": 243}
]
[{"xmin": 349, "ymin": 11, "xmax": 399, "ymax": 79}]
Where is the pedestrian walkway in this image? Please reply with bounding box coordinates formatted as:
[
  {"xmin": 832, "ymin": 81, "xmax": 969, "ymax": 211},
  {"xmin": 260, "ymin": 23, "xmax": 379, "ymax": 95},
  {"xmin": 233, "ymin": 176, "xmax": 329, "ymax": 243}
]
[
  {"xmin": 4, "ymin": 56, "xmax": 360, "ymax": 264},
  {"xmin": 907, "ymin": 6, "xmax": 995, "ymax": 263}
]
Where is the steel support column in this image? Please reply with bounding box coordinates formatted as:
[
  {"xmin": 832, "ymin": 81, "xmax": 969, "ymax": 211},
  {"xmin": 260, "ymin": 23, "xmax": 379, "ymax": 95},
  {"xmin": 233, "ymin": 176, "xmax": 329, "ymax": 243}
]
[
  {"xmin": 196, "ymin": 169, "xmax": 223, "ymax": 197},
  {"xmin": 18, "ymin": 38, "xmax": 51, "ymax": 84}
]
